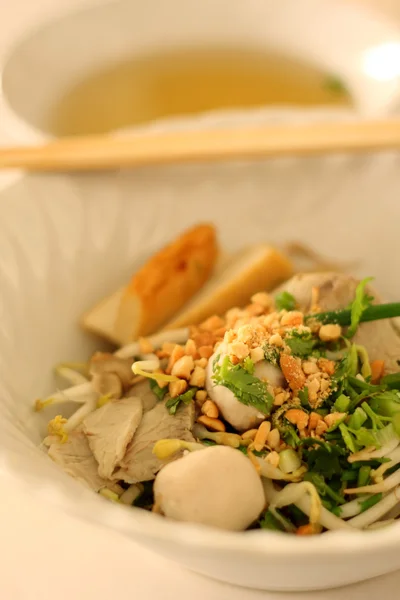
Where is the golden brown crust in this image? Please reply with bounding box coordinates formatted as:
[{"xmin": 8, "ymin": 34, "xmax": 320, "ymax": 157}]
[
  {"xmin": 166, "ymin": 246, "xmax": 293, "ymax": 329},
  {"xmin": 115, "ymin": 224, "xmax": 218, "ymax": 341}
]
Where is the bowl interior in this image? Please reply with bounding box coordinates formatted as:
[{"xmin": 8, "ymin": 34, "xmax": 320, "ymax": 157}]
[
  {"xmin": 2, "ymin": 0, "xmax": 400, "ymax": 143},
  {"xmin": 1, "ymin": 154, "xmax": 400, "ymax": 591}
]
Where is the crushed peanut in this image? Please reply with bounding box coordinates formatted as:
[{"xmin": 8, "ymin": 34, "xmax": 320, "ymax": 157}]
[
  {"xmin": 324, "ymin": 412, "xmax": 346, "ymax": 428},
  {"xmin": 253, "ymin": 421, "xmax": 272, "ymax": 451},
  {"xmin": 166, "ymin": 345, "xmax": 185, "ymax": 373},
  {"xmin": 184, "ymin": 338, "xmax": 198, "ymax": 358},
  {"xmin": 195, "ymin": 390, "xmax": 208, "ymax": 406},
  {"xmin": 194, "ymin": 357, "xmax": 208, "ymax": 369},
  {"xmin": 171, "ymin": 355, "xmax": 195, "ymax": 379},
  {"xmin": 267, "ymin": 428, "xmax": 280, "ymax": 449},
  {"xmin": 197, "ymin": 415, "xmax": 226, "ymax": 432},
  {"xmin": 251, "ymin": 292, "xmax": 273, "ymax": 308},
  {"xmin": 241, "ymin": 429, "xmax": 258, "ymax": 441},
  {"xmin": 265, "ymin": 451, "xmax": 280, "ymax": 468},
  {"xmin": 189, "ymin": 366, "xmax": 206, "ymax": 388},
  {"xmin": 201, "ymin": 399, "xmax": 219, "ymax": 419},
  {"xmin": 319, "ymin": 324, "xmax": 342, "ymax": 342},
  {"xmin": 198, "ymin": 345, "xmax": 214, "ymax": 359},
  {"xmin": 169, "ymin": 379, "xmax": 188, "ymax": 398},
  {"xmin": 302, "ymin": 360, "xmax": 319, "ymax": 375},
  {"xmin": 269, "ymin": 333, "xmax": 284, "ymax": 347},
  {"xmin": 138, "ymin": 337, "xmax": 154, "ymax": 355},
  {"xmin": 250, "ymin": 346, "xmax": 265, "ymax": 363},
  {"xmin": 285, "ymin": 408, "xmax": 309, "ymax": 431}
]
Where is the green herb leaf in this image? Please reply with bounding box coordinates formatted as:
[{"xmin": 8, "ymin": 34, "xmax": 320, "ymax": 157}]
[
  {"xmin": 304, "ymin": 472, "xmax": 345, "ymax": 505},
  {"xmin": 263, "ymin": 344, "xmax": 280, "ymax": 366},
  {"xmin": 243, "ymin": 356, "xmax": 255, "ymax": 374},
  {"xmin": 302, "ymin": 439, "xmax": 347, "ymax": 479},
  {"xmin": 213, "ymin": 356, "xmax": 274, "ymax": 415},
  {"xmin": 346, "ymin": 278, "xmax": 374, "ymax": 338},
  {"xmin": 165, "ymin": 387, "xmax": 197, "ymax": 415},
  {"xmin": 286, "ymin": 331, "xmax": 318, "ymax": 358},
  {"xmin": 149, "ymin": 379, "xmax": 167, "ymax": 401},
  {"xmin": 275, "ymin": 291, "xmax": 296, "ymax": 311},
  {"xmin": 298, "ymin": 387, "xmax": 310, "ymax": 409}
]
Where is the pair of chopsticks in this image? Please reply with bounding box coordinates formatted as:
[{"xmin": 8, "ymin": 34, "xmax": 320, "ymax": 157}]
[{"xmin": 0, "ymin": 119, "xmax": 399, "ymax": 172}]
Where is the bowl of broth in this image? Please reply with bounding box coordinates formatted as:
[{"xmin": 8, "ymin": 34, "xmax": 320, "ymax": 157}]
[{"xmin": 2, "ymin": 0, "xmax": 400, "ymax": 142}]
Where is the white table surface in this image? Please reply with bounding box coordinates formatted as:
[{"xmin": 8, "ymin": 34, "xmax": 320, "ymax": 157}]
[{"xmin": 1, "ymin": 1, "xmax": 400, "ymax": 598}]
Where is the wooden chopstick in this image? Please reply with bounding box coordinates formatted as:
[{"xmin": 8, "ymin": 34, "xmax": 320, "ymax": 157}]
[{"xmin": 0, "ymin": 119, "xmax": 400, "ymax": 172}]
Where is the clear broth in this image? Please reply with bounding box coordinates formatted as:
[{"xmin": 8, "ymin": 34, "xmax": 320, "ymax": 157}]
[{"xmin": 50, "ymin": 46, "xmax": 351, "ymax": 136}]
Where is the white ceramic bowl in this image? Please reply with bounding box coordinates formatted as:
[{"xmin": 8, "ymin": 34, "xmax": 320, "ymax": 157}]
[
  {"xmin": 1, "ymin": 135, "xmax": 400, "ymax": 591},
  {"xmin": 2, "ymin": 0, "xmax": 400, "ymax": 144}
]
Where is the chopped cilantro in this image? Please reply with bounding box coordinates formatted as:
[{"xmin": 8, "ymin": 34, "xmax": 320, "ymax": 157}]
[
  {"xmin": 282, "ymin": 424, "xmax": 301, "ymax": 447},
  {"xmin": 286, "ymin": 331, "xmax": 318, "ymax": 358},
  {"xmin": 165, "ymin": 387, "xmax": 197, "ymax": 415},
  {"xmin": 301, "ymin": 439, "xmax": 347, "ymax": 479},
  {"xmin": 213, "ymin": 356, "xmax": 274, "ymax": 415},
  {"xmin": 298, "ymin": 386, "xmax": 310, "ymax": 409},
  {"xmin": 346, "ymin": 278, "xmax": 374, "ymax": 338},
  {"xmin": 303, "ymin": 472, "xmax": 345, "ymax": 505},
  {"xmin": 275, "ymin": 291, "xmax": 296, "ymax": 311},
  {"xmin": 243, "ymin": 356, "xmax": 255, "ymax": 374},
  {"xmin": 263, "ymin": 344, "xmax": 280, "ymax": 366},
  {"xmin": 149, "ymin": 379, "xmax": 167, "ymax": 401}
]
